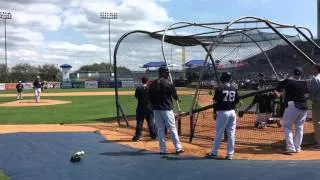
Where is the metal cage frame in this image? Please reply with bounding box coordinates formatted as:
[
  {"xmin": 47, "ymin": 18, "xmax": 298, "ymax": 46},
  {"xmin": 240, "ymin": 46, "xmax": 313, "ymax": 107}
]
[{"xmin": 112, "ymin": 16, "xmax": 319, "ymax": 132}]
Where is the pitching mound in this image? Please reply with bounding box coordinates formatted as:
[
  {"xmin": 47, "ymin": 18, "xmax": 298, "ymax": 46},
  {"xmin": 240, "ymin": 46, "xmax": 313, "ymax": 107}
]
[{"xmin": 0, "ymin": 99, "xmax": 71, "ymax": 107}]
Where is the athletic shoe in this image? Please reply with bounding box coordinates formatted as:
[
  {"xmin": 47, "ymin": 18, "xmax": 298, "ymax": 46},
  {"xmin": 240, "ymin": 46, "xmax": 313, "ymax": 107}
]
[
  {"xmin": 295, "ymin": 149, "xmax": 301, "ymax": 153},
  {"xmin": 159, "ymin": 152, "xmax": 167, "ymax": 155},
  {"xmin": 205, "ymin": 153, "xmax": 218, "ymax": 159},
  {"xmin": 281, "ymin": 150, "xmax": 296, "ymax": 155},
  {"xmin": 175, "ymin": 149, "xmax": 185, "ymax": 154},
  {"xmin": 225, "ymin": 155, "xmax": 233, "ymax": 160},
  {"xmin": 150, "ymin": 136, "xmax": 157, "ymax": 140},
  {"xmin": 132, "ymin": 137, "xmax": 141, "ymax": 142},
  {"xmin": 311, "ymin": 144, "xmax": 320, "ymax": 150}
]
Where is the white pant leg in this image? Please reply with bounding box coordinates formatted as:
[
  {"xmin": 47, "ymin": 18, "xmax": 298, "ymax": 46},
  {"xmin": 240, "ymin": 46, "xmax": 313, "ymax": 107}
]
[
  {"xmin": 154, "ymin": 110, "xmax": 167, "ymax": 153},
  {"xmin": 283, "ymin": 102, "xmax": 306, "ymax": 151},
  {"xmin": 211, "ymin": 110, "xmax": 229, "ymax": 155},
  {"xmin": 283, "ymin": 105, "xmax": 295, "ymax": 151},
  {"xmin": 256, "ymin": 113, "xmax": 266, "ymax": 123},
  {"xmin": 164, "ymin": 110, "xmax": 182, "ymax": 151},
  {"xmin": 226, "ymin": 110, "xmax": 237, "ymax": 156},
  {"xmin": 294, "ymin": 109, "xmax": 307, "ymax": 152},
  {"xmin": 35, "ymin": 88, "xmax": 41, "ymax": 102}
]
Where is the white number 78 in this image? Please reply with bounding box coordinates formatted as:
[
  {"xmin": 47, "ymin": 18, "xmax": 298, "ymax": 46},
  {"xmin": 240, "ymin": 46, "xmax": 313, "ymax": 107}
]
[{"xmin": 222, "ymin": 90, "xmax": 235, "ymax": 102}]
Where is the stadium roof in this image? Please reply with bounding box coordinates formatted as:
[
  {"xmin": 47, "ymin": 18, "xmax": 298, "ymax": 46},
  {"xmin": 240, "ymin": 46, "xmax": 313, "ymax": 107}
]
[
  {"xmin": 60, "ymin": 64, "xmax": 72, "ymax": 68},
  {"xmin": 142, "ymin": 61, "xmax": 180, "ymax": 68},
  {"xmin": 142, "ymin": 61, "xmax": 166, "ymax": 68},
  {"xmin": 185, "ymin": 60, "xmax": 212, "ymax": 68}
]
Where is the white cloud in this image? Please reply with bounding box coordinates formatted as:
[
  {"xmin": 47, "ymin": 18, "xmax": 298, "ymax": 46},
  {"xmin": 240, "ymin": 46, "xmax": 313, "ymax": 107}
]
[
  {"xmin": 0, "ymin": 0, "xmax": 174, "ymax": 71},
  {"xmin": 48, "ymin": 42, "xmax": 103, "ymax": 53}
]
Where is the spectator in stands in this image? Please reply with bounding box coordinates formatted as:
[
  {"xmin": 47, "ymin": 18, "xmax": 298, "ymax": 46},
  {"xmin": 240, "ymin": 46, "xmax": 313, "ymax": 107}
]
[
  {"xmin": 132, "ymin": 76, "xmax": 157, "ymax": 141},
  {"xmin": 310, "ymin": 64, "xmax": 320, "ymax": 149}
]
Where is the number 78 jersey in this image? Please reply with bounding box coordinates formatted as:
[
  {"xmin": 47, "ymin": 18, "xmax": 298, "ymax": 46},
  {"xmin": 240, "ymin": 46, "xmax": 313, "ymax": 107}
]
[{"xmin": 213, "ymin": 84, "xmax": 240, "ymax": 111}]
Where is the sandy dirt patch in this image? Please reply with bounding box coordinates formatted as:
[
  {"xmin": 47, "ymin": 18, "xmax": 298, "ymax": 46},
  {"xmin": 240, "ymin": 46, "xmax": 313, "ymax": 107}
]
[
  {"xmin": 0, "ymin": 99, "xmax": 71, "ymax": 107},
  {"xmin": 0, "ymin": 122, "xmax": 319, "ymax": 160}
]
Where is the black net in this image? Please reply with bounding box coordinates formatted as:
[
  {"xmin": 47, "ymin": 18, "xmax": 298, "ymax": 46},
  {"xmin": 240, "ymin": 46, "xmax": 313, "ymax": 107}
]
[{"xmin": 114, "ymin": 21, "xmax": 317, "ymax": 146}]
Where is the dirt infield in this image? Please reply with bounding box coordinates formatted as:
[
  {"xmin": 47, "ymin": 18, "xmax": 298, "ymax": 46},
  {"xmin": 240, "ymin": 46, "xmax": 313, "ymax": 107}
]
[
  {"xmin": 0, "ymin": 99, "xmax": 71, "ymax": 107},
  {"xmin": 0, "ymin": 122, "xmax": 319, "ymax": 160}
]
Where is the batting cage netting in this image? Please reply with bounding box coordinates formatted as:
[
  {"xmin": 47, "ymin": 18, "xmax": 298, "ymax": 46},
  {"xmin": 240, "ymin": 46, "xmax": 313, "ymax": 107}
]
[{"xmin": 113, "ymin": 17, "xmax": 319, "ymax": 146}]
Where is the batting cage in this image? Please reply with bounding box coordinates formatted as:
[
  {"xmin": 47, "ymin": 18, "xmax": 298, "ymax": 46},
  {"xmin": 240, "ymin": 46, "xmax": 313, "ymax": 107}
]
[{"xmin": 113, "ymin": 16, "xmax": 320, "ymax": 146}]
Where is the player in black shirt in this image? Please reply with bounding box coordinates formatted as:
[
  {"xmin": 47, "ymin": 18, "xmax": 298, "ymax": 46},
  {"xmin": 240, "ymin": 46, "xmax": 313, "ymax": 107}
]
[
  {"xmin": 149, "ymin": 66, "xmax": 184, "ymax": 154},
  {"xmin": 132, "ymin": 76, "xmax": 157, "ymax": 141},
  {"xmin": 207, "ymin": 72, "xmax": 239, "ymax": 160},
  {"xmin": 16, "ymin": 81, "xmax": 24, "ymax": 100},
  {"xmin": 277, "ymin": 67, "xmax": 308, "ymax": 154}
]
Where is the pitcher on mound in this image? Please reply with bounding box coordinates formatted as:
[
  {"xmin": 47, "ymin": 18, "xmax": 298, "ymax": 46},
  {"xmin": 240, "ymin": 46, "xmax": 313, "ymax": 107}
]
[{"xmin": 33, "ymin": 76, "xmax": 42, "ymax": 103}]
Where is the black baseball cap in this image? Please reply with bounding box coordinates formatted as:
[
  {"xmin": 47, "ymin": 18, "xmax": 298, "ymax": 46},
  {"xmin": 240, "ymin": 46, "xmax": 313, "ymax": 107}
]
[
  {"xmin": 158, "ymin": 66, "xmax": 169, "ymax": 73},
  {"xmin": 293, "ymin": 67, "xmax": 303, "ymax": 76}
]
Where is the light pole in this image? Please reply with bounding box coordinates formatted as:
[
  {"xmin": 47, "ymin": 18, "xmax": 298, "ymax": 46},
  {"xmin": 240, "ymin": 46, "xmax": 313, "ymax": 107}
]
[
  {"xmin": 100, "ymin": 12, "xmax": 118, "ymax": 80},
  {"xmin": 0, "ymin": 11, "xmax": 12, "ymax": 81}
]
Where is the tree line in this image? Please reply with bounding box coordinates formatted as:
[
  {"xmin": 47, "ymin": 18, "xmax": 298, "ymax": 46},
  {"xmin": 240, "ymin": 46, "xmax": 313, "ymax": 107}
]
[{"xmin": 0, "ymin": 62, "xmax": 132, "ymax": 83}]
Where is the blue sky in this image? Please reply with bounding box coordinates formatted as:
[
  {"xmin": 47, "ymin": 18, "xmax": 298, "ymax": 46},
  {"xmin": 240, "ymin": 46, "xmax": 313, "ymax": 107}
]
[
  {"xmin": 45, "ymin": 0, "xmax": 318, "ymax": 44},
  {"xmin": 0, "ymin": 0, "xmax": 318, "ymax": 70},
  {"xmin": 162, "ymin": 0, "xmax": 316, "ymax": 33}
]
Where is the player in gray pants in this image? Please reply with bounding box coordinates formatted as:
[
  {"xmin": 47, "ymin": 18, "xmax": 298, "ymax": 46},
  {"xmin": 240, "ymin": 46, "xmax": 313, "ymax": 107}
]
[{"xmin": 148, "ymin": 66, "xmax": 184, "ymax": 155}]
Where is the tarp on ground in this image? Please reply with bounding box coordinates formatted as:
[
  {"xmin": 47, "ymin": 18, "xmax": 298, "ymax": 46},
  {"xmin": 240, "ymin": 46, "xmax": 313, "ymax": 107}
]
[{"xmin": 0, "ymin": 132, "xmax": 320, "ymax": 180}]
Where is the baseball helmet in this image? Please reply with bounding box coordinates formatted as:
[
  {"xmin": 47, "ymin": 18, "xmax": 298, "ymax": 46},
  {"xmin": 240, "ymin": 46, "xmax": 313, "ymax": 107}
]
[
  {"xmin": 293, "ymin": 67, "xmax": 303, "ymax": 76},
  {"xmin": 220, "ymin": 72, "xmax": 232, "ymax": 82},
  {"xmin": 158, "ymin": 66, "xmax": 169, "ymax": 74}
]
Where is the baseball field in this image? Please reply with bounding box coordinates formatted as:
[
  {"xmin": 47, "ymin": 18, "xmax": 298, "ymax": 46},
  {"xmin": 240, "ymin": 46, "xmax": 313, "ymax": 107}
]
[{"xmin": 0, "ymin": 87, "xmax": 318, "ymax": 162}]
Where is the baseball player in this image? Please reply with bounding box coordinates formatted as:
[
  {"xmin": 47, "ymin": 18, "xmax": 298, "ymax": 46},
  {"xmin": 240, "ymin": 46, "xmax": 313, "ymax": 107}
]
[
  {"xmin": 244, "ymin": 90, "xmax": 277, "ymax": 128},
  {"xmin": 132, "ymin": 76, "xmax": 157, "ymax": 141},
  {"xmin": 310, "ymin": 63, "xmax": 320, "ymax": 149},
  {"xmin": 148, "ymin": 66, "xmax": 184, "ymax": 155},
  {"xmin": 277, "ymin": 67, "xmax": 308, "ymax": 154},
  {"xmin": 33, "ymin": 76, "xmax": 42, "ymax": 103},
  {"xmin": 16, "ymin": 81, "xmax": 24, "ymax": 100},
  {"xmin": 207, "ymin": 72, "xmax": 239, "ymax": 160}
]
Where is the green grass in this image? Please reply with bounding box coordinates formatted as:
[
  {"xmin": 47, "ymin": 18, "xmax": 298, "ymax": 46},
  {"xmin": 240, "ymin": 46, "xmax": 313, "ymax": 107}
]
[
  {"xmin": 0, "ymin": 170, "xmax": 10, "ymax": 180},
  {"xmin": 0, "ymin": 88, "xmax": 135, "ymax": 94},
  {"xmin": 0, "ymin": 87, "xmax": 192, "ymax": 94},
  {"xmin": 0, "ymin": 95, "xmax": 194, "ymax": 124}
]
